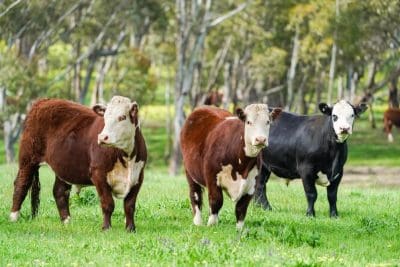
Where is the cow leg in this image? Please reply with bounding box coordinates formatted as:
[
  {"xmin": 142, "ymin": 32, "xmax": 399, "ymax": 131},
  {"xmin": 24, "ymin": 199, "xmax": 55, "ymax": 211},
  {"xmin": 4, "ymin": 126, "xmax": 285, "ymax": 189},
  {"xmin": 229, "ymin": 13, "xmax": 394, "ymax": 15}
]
[
  {"xmin": 235, "ymin": 194, "xmax": 253, "ymax": 230},
  {"xmin": 53, "ymin": 176, "xmax": 72, "ymax": 223},
  {"xmin": 301, "ymin": 173, "xmax": 318, "ymax": 217},
  {"xmin": 186, "ymin": 171, "xmax": 203, "ymax": 226},
  {"xmin": 254, "ymin": 165, "xmax": 272, "ymax": 210},
  {"xmin": 387, "ymin": 122, "xmax": 393, "ymax": 142},
  {"xmin": 207, "ymin": 183, "xmax": 223, "ymax": 226},
  {"xmin": 91, "ymin": 171, "xmax": 115, "ymax": 230},
  {"xmin": 124, "ymin": 171, "xmax": 144, "ymax": 232},
  {"xmin": 10, "ymin": 165, "xmax": 39, "ymax": 221},
  {"xmin": 327, "ymin": 172, "xmax": 343, "ymax": 218}
]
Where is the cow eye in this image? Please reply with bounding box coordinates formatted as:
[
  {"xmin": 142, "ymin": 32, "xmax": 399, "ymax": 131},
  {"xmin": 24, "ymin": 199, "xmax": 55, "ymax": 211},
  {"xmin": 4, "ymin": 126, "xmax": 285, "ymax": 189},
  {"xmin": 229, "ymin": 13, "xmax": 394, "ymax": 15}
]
[
  {"xmin": 351, "ymin": 114, "xmax": 354, "ymax": 118},
  {"xmin": 118, "ymin": 115, "xmax": 127, "ymax": 121},
  {"xmin": 332, "ymin": 115, "xmax": 338, "ymax": 122},
  {"xmin": 266, "ymin": 121, "xmax": 270, "ymax": 125},
  {"xmin": 246, "ymin": 121, "xmax": 252, "ymax": 125}
]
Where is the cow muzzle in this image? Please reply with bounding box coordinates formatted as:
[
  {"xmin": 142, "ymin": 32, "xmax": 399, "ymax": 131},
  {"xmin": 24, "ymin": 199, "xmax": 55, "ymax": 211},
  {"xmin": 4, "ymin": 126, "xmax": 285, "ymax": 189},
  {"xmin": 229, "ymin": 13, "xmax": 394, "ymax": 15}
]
[
  {"xmin": 98, "ymin": 133, "xmax": 111, "ymax": 146},
  {"xmin": 253, "ymin": 136, "xmax": 268, "ymax": 147}
]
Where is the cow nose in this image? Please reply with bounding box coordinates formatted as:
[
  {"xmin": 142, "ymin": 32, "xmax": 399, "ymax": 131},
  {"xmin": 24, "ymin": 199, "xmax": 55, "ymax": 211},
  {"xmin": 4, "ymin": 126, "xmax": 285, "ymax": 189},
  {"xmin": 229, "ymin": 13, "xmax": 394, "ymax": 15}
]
[
  {"xmin": 255, "ymin": 136, "xmax": 267, "ymax": 146},
  {"xmin": 98, "ymin": 134, "xmax": 109, "ymax": 144},
  {"xmin": 340, "ymin": 126, "xmax": 350, "ymax": 134}
]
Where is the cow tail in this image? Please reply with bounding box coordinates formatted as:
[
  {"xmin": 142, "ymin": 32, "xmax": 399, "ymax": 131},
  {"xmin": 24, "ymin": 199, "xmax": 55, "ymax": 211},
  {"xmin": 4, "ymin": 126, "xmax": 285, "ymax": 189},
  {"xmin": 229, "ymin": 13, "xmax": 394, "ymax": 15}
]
[{"xmin": 30, "ymin": 168, "xmax": 41, "ymax": 219}]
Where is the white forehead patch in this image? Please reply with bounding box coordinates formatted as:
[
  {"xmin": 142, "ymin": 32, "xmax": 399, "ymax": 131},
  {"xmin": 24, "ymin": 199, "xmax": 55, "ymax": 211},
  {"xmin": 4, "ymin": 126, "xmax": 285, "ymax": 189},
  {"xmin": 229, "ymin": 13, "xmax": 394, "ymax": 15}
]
[
  {"xmin": 244, "ymin": 104, "xmax": 270, "ymax": 121},
  {"xmin": 332, "ymin": 100, "xmax": 354, "ymax": 117},
  {"xmin": 105, "ymin": 96, "xmax": 132, "ymax": 116}
]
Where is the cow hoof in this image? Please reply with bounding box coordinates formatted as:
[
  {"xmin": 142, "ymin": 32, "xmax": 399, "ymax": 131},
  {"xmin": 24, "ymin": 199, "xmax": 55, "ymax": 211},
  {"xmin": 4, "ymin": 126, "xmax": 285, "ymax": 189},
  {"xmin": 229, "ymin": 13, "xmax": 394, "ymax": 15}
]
[
  {"xmin": 306, "ymin": 211, "xmax": 315, "ymax": 217},
  {"xmin": 126, "ymin": 225, "xmax": 136, "ymax": 233},
  {"xmin": 330, "ymin": 212, "xmax": 339, "ymax": 218},
  {"xmin": 236, "ymin": 221, "xmax": 244, "ymax": 231},
  {"xmin": 9, "ymin": 211, "xmax": 20, "ymax": 222},
  {"xmin": 193, "ymin": 216, "xmax": 202, "ymax": 226},
  {"xmin": 62, "ymin": 216, "xmax": 71, "ymax": 224},
  {"xmin": 207, "ymin": 214, "xmax": 218, "ymax": 226},
  {"xmin": 102, "ymin": 225, "xmax": 111, "ymax": 231},
  {"xmin": 254, "ymin": 197, "xmax": 272, "ymax": 210}
]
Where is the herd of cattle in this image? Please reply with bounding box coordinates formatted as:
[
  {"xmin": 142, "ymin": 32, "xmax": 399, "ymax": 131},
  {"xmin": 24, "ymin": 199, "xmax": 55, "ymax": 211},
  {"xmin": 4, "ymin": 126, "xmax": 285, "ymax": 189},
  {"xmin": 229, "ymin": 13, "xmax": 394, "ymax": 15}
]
[{"xmin": 8, "ymin": 95, "xmax": 379, "ymax": 231}]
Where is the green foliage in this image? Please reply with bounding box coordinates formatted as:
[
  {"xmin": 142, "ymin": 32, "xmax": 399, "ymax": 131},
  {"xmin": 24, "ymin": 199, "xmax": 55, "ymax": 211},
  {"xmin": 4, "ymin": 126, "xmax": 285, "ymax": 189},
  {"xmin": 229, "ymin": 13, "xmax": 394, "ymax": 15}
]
[
  {"xmin": 103, "ymin": 49, "xmax": 157, "ymax": 105},
  {"xmin": 0, "ymin": 42, "xmax": 47, "ymax": 117}
]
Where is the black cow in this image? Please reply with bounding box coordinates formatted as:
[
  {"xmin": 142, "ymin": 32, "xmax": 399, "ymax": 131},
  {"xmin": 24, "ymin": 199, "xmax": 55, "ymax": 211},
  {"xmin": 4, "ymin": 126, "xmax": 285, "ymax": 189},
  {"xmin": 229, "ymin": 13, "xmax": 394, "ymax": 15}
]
[{"xmin": 254, "ymin": 100, "xmax": 367, "ymax": 217}]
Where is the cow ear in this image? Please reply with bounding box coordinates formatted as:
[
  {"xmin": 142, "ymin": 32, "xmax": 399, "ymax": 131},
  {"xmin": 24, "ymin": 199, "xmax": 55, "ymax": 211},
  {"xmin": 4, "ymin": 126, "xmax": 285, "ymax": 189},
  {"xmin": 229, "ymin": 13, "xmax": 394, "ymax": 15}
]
[
  {"xmin": 354, "ymin": 103, "xmax": 368, "ymax": 117},
  {"xmin": 129, "ymin": 102, "xmax": 139, "ymax": 124},
  {"xmin": 319, "ymin": 103, "xmax": 332, "ymax": 116},
  {"xmin": 236, "ymin": 108, "xmax": 246, "ymax": 122},
  {"xmin": 93, "ymin": 104, "xmax": 106, "ymax": 117},
  {"xmin": 271, "ymin": 108, "xmax": 282, "ymax": 121}
]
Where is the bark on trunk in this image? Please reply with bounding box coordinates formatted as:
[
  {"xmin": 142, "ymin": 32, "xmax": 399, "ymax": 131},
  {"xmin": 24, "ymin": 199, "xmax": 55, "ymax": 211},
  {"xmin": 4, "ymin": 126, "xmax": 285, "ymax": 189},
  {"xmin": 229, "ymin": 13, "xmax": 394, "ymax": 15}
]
[
  {"xmin": 388, "ymin": 77, "xmax": 399, "ymax": 108},
  {"xmin": 327, "ymin": 0, "xmax": 339, "ymax": 105},
  {"xmin": 286, "ymin": 26, "xmax": 300, "ymax": 110}
]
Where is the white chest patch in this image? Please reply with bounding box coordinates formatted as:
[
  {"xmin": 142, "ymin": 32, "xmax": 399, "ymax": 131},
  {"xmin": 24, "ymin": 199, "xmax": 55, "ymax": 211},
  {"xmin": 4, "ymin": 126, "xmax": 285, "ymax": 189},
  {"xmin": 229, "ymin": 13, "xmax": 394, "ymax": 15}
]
[
  {"xmin": 216, "ymin": 164, "xmax": 257, "ymax": 202},
  {"xmin": 107, "ymin": 156, "xmax": 144, "ymax": 199}
]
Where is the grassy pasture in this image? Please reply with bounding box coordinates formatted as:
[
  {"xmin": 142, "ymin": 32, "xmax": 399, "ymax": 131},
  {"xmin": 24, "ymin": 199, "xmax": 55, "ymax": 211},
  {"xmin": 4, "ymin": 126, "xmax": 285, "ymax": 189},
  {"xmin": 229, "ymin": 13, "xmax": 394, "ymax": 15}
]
[
  {"xmin": 0, "ymin": 164, "xmax": 399, "ymax": 266},
  {"xmin": 1, "ymin": 104, "xmax": 400, "ymax": 266}
]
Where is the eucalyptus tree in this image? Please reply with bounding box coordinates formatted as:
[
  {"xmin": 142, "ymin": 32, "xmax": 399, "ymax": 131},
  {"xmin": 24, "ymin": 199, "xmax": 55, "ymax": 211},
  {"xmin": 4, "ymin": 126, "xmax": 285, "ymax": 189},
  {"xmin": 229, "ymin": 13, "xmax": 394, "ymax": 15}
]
[{"xmin": 169, "ymin": 0, "xmax": 250, "ymax": 175}]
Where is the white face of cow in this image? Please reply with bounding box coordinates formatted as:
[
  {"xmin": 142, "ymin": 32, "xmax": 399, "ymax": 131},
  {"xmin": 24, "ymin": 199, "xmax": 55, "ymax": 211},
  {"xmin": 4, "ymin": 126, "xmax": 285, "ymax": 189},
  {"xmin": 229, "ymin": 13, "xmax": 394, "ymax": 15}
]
[
  {"xmin": 319, "ymin": 100, "xmax": 367, "ymax": 143},
  {"xmin": 237, "ymin": 104, "xmax": 281, "ymax": 157},
  {"xmin": 93, "ymin": 96, "xmax": 139, "ymax": 155}
]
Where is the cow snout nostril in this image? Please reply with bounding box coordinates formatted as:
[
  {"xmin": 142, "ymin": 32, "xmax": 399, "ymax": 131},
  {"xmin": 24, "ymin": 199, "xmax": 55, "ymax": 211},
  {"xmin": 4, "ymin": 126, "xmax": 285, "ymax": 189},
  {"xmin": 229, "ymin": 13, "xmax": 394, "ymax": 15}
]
[
  {"xmin": 255, "ymin": 136, "xmax": 267, "ymax": 145},
  {"xmin": 103, "ymin": 135, "xmax": 108, "ymax": 141}
]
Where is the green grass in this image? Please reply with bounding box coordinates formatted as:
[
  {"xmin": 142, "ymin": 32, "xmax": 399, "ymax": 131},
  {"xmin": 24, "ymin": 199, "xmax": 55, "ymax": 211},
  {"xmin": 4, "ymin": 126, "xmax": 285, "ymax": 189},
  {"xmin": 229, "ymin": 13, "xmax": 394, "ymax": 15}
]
[
  {"xmin": 1, "ymin": 164, "xmax": 399, "ymax": 266},
  {"xmin": 347, "ymin": 110, "xmax": 400, "ymax": 166}
]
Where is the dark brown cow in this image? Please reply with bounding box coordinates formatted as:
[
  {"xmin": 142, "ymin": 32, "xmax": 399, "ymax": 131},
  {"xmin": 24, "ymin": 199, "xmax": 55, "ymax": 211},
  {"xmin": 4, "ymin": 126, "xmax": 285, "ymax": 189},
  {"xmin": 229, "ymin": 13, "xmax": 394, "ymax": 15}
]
[
  {"xmin": 180, "ymin": 105, "xmax": 281, "ymax": 229},
  {"xmin": 384, "ymin": 108, "xmax": 400, "ymax": 142},
  {"xmin": 10, "ymin": 96, "xmax": 147, "ymax": 231}
]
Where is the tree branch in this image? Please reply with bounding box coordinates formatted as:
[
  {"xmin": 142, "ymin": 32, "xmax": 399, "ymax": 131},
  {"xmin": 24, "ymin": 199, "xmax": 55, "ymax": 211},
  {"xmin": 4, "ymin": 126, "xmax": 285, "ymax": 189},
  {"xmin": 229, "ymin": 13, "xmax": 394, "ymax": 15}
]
[
  {"xmin": 208, "ymin": 1, "xmax": 251, "ymax": 28},
  {"xmin": 0, "ymin": 0, "xmax": 22, "ymax": 18}
]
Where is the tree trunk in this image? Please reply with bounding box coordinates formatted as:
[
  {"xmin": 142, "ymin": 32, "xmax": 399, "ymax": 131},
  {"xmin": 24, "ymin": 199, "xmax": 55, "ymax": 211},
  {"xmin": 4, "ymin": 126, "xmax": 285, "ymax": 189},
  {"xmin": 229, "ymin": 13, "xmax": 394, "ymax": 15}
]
[
  {"xmin": 286, "ymin": 26, "xmax": 300, "ymax": 110},
  {"xmin": 314, "ymin": 71, "xmax": 325, "ymax": 114},
  {"xmin": 350, "ymin": 72, "xmax": 358, "ymax": 103},
  {"xmin": 327, "ymin": 0, "xmax": 339, "ymax": 105},
  {"xmin": 73, "ymin": 41, "xmax": 82, "ymax": 102},
  {"xmin": 388, "ymin": 77, "xmax": 399, "ymax": 108},
  {"xmin": 3, "ymin": 113, "xmax": 24, "ymax": 163},
  {"xmin": 168, "ymin": 0, "xmax": 249, "ymax": 175},
  {"xmin": 222, "ymin": 62, "xmax": 232, "ymax": 109}
]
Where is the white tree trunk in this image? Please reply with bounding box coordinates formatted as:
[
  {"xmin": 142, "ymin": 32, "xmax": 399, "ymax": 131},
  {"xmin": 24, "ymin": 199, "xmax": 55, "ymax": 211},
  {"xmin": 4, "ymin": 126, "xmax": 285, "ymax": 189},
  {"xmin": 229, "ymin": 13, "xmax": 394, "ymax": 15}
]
[
  {"xmin": 328, "ymin": 0, "xmax": 340, "ymax": 105},
  {"xmin": 286, "ymin": 26, "xmax": 300, "ymax": 110}
]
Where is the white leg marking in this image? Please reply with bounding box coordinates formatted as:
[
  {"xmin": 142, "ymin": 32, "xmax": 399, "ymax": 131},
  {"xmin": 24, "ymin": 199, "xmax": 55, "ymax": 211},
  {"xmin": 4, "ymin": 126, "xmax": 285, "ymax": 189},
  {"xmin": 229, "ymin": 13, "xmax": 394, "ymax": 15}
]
[
  {"xmin": 316, "ymin": 176, "xmax": 330, "ymax": 187},
  {"xmin": 207, "ymin": 214, "xmax": 218, "ymax": 226},
  {"xmin": 388, "ymin": 133, "xmax": 394, "ymax": 143},
  {"xmin": 10, "ymin": 211, "xmax": 20, "ymax": 222},
  {"xmin": 63, "ymin": 216, "xmax": 71, "ymax": 224},
  {"xmin": 194, "ymin": 193, "xmax": 199, "ymax": 201},
  {"xmin": 236, "ymin": 220, "xmax": 244, "ymax": 231},
  {"xmin": 193, "ymin": 205, "xmax": 202, "ymax": 226}
]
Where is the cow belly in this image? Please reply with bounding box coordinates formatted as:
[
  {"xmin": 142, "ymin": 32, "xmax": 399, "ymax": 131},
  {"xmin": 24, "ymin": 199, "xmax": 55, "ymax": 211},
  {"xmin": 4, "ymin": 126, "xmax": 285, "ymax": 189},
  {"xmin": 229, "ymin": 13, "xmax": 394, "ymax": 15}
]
[
  {"xmin": 107, "ymin": 157, "xmax": 144, "ymax": 199},
  {"xmin": 216, "ymin": 165, "xmax": 257, "ymax": 202}
]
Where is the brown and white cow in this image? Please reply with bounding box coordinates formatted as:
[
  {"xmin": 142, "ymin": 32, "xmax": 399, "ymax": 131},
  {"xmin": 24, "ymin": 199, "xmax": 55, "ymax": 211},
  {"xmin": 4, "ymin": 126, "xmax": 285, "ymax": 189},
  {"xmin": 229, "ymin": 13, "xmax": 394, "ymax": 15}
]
[
  {"xmin": 383, "ymin": 108, "xmax": 400, "ymax": 142},
  {"xmin": 180, "ymin": 105, "xmax": 281, "ymax": 230},
  {"xmin": 10, "ymin": 96, "xmax": 147, "ymax": 231}
]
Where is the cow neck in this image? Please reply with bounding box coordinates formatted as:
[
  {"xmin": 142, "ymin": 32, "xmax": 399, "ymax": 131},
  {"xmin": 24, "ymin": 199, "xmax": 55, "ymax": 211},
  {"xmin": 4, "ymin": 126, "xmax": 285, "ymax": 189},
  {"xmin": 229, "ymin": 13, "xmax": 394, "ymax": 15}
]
[{"xmin": 123, "ymin": 125, "xmax": 138, "ymax": 161}]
